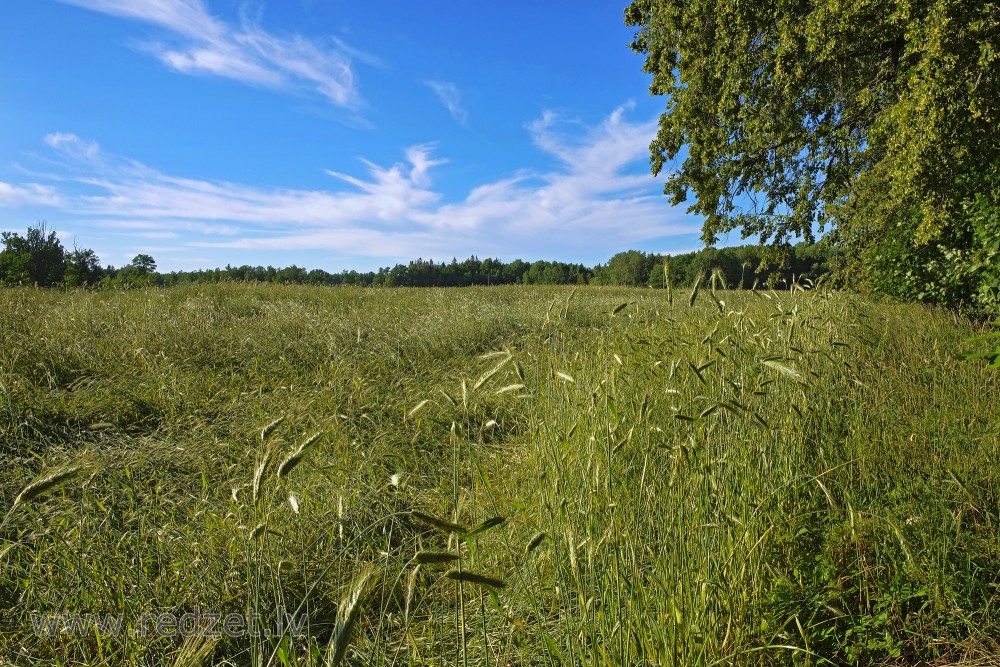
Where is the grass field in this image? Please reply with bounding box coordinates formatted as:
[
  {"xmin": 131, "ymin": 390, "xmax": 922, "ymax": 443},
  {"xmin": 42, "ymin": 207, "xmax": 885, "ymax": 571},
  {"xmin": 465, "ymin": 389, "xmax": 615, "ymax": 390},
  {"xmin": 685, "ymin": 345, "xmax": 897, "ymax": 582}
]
[{"xmin": 1, "ymin": 284, "xmax": 998, "ymax": 666}]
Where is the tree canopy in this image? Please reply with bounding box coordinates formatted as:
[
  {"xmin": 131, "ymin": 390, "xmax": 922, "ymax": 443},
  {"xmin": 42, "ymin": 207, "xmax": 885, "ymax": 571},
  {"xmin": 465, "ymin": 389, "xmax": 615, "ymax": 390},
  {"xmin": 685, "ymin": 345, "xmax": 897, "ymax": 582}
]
[
  {"xmin": 0, "ymin": 223, "xmax": 67, "ymax": 286},
  {"xmin": 625, "ymin": 0, "xmax": 999, "ymax": 310},
  {"xmin": 129, "ymin": 254, "xmax": 157, "ymax": 274}
]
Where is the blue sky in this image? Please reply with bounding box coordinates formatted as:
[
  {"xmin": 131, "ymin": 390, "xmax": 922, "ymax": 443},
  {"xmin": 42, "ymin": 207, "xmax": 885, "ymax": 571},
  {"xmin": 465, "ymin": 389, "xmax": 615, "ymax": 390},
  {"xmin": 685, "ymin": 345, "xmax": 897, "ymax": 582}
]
[{"xmin": 0, "ymin": 0, "xmax": 712, "ymax": 272}]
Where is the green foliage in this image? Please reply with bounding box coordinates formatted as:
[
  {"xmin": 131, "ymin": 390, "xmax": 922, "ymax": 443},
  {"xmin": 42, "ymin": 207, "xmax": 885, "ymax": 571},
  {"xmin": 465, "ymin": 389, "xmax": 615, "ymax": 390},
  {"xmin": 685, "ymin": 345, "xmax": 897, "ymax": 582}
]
[
  {"xmin": 96, "ymin": 253, "xmax": 161, "ymax": 288},
  {"xmin": 156, "ymin": 248, "xmax": 832, "ymax": 289},
  {"xmin": 862, "ymin": 163, "xmax": 1000, "ymax": 313},
  {"xmin": 63, "ymin": 247, "xmax": 103, "ymax": 287},
  {"xmin": 0, "ymin": 223, "xmax": 67, "ymax": 286},
  {"xmin": 958, "ymin": 331, "xmax": 1000, "ymax": 367},
  {"xmin": 0, "ymin": 224, "xmax": 831, "ymax": 292},
  {"xmin": 107, "ymin": 268, "xmax": 158, "ymax": 289},
  {"xmin": 625, "ymin": 0, "xmax": 1000, "ymax": 310},
  {"xmin": 651, "ymin": 243, "xmax": 831, "ymax": 289},
  {"xmin": 157, "ymin": 256, "xmax": 590, "ymax": 288},
  {"xmin": 522, "ymin": 259, "xmax": 590, "ymax": 285},
  {"xmin": 593, "ymin": 249, "xmax": 658, "ymax": 286},
  {"xmin": 129, "ymin": 253, "xmax": 157, "ymax": 274},
  {"xmin": 0, "ymin": 224, "xmax": 108, "ymax": 288}
]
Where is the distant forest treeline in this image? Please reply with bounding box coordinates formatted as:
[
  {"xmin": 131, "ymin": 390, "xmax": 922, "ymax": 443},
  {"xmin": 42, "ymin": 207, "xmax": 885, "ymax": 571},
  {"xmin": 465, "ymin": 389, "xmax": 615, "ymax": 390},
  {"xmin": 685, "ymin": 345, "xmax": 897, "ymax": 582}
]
[
  {"xmin": 141, "ymin": 244, "xmax": 834, "ymax": 288},
  {"xmin": 1, "ymin": 223, "xmax": 832, "ymax": 289}
]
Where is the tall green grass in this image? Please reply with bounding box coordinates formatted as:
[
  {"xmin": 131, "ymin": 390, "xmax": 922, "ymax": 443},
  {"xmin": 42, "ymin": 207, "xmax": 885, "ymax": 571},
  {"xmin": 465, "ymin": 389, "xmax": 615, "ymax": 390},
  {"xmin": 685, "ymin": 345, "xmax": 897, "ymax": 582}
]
[{"xmin": 0, "ymin": 283, "xmax": 997, "ymax": 666}]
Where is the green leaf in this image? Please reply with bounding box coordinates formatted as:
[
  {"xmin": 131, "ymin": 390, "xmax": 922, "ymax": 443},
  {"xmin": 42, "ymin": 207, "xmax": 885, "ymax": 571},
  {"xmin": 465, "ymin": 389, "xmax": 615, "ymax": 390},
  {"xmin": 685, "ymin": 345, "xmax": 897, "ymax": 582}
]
[
  {"xmin": 463, "ymin": 516, "xmax": 507, "ymax": 540},
  {"xmin": 611, "ymin": 302, "xmax": 632, "ymax": 316}
]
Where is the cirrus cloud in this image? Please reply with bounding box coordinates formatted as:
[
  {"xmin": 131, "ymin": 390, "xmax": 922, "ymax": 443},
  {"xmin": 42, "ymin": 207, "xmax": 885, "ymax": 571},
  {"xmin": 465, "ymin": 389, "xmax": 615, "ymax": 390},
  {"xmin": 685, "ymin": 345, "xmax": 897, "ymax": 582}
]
[
  {"xmin": 0, "ymin": 182, "xmax": 63, "ymax": 208},
  {"xmin": 425, "ymin": 81, "xmax": 467, "ymax": 125},
  {"xmin": 1, "ymin": 105, "xmax": 700, "ymax": 268},
  {"xmin": 57, "ymin": 0, "xmax": 361, "ymax": 108}
]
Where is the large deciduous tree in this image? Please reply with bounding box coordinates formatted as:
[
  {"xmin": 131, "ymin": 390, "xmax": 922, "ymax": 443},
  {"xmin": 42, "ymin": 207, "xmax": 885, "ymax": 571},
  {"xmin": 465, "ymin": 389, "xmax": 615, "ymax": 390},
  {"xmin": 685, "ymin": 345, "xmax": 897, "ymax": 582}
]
[
  {"xmin": 64, "ymin": 247, "xmax": 104, "ymax": 287},
  {"xmin": 0, "ymin": 224, "xmax": 106, "ymax": 288},
  {"xmin": 0, "ymin": 223, "xmax": 67, "ymax": 286},
  {"xmin": 625, "ymin": 0, "xmax": 999, "ymax": 309}
]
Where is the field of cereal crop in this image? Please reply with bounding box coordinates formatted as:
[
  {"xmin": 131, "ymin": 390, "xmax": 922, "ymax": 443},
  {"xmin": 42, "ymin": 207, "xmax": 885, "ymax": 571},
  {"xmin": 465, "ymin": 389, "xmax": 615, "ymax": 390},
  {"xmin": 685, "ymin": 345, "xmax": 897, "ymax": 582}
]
[{"xmin": 2, "ymin": 283, "xmax": 998, "ymax": 666}]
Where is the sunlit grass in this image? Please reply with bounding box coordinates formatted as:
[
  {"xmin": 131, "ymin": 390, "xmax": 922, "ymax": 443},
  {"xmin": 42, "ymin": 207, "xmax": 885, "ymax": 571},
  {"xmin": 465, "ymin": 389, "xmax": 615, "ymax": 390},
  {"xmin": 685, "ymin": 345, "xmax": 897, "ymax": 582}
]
[{"xmin": 1, "ymin": 283, "xmax": 997, "ymax": 666}]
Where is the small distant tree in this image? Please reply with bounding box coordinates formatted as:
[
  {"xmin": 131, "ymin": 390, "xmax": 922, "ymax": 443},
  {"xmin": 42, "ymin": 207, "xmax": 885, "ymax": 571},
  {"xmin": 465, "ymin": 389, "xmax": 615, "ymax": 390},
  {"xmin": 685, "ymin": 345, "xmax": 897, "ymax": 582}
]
[
  {"xmin": 112, "ymin": 253, "xmax": 159, "ymax": 288},
  {"xmin": 129, "ymin": 254, "xmax": 157, "ymax": 274}
]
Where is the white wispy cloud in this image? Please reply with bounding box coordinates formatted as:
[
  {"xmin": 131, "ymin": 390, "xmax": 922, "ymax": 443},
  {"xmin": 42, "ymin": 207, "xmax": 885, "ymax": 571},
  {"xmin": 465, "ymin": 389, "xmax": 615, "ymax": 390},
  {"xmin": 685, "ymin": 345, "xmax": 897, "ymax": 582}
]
[
  {"xmin": 0, "ymin": 182, "xmax": 63, "ymax": 207},
  {"xmin": 44, "ymin": 133, "xmax": 102, "ymax": 162},
  {"xmin": 426, "ymin": 80, "xmax": 467, "ymax": 124},
  {"xmin": 57, "ymin": 0, "xmax": 360, "ymax": 107},
  {"xmin": 2, "ymin": 106, "xmax": 699, "ymax": 266}
]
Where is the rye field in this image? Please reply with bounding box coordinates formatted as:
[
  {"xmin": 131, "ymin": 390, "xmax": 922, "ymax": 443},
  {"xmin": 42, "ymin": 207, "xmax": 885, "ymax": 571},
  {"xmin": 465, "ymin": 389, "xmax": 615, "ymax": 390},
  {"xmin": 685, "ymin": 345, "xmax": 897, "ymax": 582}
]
[{"xmin": 0, "ymin": 283, "xmax": 998, "ymax": 666}]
